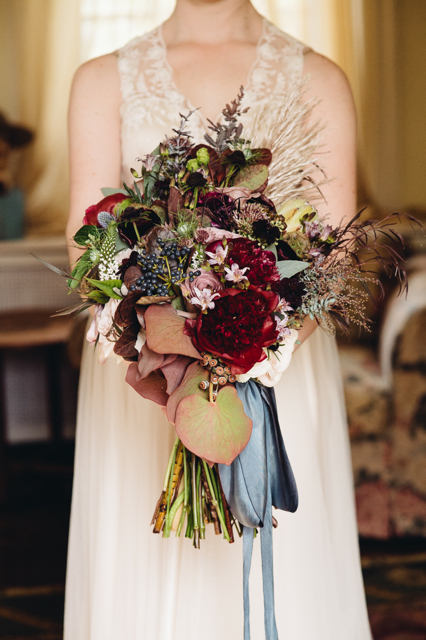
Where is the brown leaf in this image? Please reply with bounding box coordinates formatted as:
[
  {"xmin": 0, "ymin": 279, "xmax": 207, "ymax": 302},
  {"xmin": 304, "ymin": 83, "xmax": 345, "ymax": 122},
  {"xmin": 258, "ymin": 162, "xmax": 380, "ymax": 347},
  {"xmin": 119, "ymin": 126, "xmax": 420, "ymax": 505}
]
[
  {"xmin": 253, "ymin": 148, "xmax": 272, "ymax": 166},
  {"xmin": 113, "ymin": 325, "xmax": 139, "ymax": 360},
  {"xmin": 126, "ymin": 365, "xmax": 168, "ymax": 406},
  {"xmin": 138, "ymin": 342, "xmax": 165, "ymax": 380},
  {"xmin": 168, "ymin": 186, "xmax": 184, "ymax": 222},
  {"xmin": 115, "ymin": 291, "xmax": 141, "ymax": 328},
  {"xmin": 123, "ymin": 266, "xmax": 143, "ymax": 289}
]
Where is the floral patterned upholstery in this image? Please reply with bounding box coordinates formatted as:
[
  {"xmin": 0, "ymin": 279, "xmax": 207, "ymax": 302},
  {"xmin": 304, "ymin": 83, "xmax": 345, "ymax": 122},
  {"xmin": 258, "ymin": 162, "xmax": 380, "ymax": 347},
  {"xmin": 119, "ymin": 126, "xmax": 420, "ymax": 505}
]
[{"xmin": 339, "ymin": 289, "xmax": 426, "ymax": 538}]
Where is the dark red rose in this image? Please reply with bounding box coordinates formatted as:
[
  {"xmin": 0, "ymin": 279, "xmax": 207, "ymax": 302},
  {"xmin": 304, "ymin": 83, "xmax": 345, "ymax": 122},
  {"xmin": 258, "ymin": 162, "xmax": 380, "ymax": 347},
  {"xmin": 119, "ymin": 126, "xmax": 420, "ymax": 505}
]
[
  {"xmin": 185, "ymin": 287, "xmax": 279, "ymax": 375},
  {"xmin": 207, "ymin": 238, "xmax": 280, "ymax": 290},
  {"xmin": 83, "ymin": 193, "xmax": 127, "ymax": 226}
]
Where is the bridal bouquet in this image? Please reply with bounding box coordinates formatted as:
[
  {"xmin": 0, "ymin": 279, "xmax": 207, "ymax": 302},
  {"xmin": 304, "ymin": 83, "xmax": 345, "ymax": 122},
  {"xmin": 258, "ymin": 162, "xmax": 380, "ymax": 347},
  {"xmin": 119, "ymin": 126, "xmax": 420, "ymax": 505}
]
[{"xmin": 47, "ymin": 90, "xmax": 408, "ymax": 551}]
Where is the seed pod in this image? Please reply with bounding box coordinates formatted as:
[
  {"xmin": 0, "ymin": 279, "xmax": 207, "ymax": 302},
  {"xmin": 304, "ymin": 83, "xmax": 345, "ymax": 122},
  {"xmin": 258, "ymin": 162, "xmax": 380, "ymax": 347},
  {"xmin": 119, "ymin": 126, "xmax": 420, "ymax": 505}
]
[
  {"xmin": 229, "ymin": 374, "xmax": 237, "ymax": 383},
  {"xmin": 218, "ymin": 376, "xmax": 227, "ymax": 386},
  {"xmin": 216, "ymin": 366, "xmax": 224, "ymax": 375},
  {"xmin": 224, "ymin": 366, "xmax": 231, "ymax": 374},
  {"xmin": 210, "ymin": 374, "xmax": 219, "ymax": 384},
  {"xmin": 210, "ymin": 359, "xmax": 217, "ymax": 368},
  {"xmin": 199, "ymin": 380, "xmax": 209, "ymax": 390},
  {"xmin": 201, "ymin": 356, "xmax": 210, "ymax": 367}
]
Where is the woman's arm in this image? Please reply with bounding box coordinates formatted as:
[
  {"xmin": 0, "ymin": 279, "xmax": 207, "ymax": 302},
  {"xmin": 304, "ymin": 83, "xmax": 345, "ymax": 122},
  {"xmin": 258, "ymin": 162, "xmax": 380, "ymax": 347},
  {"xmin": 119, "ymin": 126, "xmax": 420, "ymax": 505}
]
[
  {"xmin": 66, "ymin": 53, "xmax": 122, "ymax": 268},
  {"xmin": 295, "ymin": 52, "xmax": 357, "ymax": 348}
]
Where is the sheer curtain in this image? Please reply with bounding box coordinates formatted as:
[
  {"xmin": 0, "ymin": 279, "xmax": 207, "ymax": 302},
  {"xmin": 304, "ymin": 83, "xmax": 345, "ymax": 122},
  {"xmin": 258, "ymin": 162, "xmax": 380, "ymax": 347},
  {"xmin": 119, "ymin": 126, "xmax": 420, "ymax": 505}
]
[{"xmin": 1, "ymin": 0, "xmax": 397, "ymax": 236}]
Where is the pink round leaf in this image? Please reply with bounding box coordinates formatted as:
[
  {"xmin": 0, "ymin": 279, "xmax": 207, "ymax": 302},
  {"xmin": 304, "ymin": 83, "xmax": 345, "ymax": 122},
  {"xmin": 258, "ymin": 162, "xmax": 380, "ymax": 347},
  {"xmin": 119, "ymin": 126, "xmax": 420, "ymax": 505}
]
[
  {"xmin": 175, "ymin": 386, "xmax": 253, "ymax": 465},
  {"xmin": 145, "ymin": 304, "xmax": 201, "ymax": 359},
  {"xmin": 166, "ymin": 361, "xmax": 206, "ymax": 424}
]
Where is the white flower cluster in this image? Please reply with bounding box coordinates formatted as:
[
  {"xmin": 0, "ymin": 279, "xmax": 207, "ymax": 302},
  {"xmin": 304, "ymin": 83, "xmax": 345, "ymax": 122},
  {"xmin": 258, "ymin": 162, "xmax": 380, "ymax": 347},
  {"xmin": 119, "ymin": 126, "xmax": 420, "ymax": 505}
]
[{"xmin": 98, "ymin": 229, "xmax": 119, "ymax": 281}]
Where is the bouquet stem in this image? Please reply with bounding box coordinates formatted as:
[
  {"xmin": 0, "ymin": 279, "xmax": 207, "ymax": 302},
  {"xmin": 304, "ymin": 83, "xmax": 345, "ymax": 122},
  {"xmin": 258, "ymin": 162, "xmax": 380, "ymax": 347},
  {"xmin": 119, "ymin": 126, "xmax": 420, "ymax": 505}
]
[{"xmin": 153, "ymin": 438, "xmax": 236, "ymax": 546}]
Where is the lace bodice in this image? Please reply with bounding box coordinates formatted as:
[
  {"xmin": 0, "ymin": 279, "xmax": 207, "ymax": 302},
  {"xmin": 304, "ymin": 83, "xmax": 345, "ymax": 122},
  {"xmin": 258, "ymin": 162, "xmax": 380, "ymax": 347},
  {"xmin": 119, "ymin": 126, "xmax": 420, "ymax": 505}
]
[{"xmin": 117, "ymin": 19, "xmax": 308, "ymax": 182}]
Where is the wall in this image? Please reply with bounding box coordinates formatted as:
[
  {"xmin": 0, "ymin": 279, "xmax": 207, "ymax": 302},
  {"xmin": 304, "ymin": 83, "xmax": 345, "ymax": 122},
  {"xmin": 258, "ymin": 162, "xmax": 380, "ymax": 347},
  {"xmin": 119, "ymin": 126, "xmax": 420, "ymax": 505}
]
[{"xmin": 398, "ymin": 0, "xmax": 426, "ymax": 209}]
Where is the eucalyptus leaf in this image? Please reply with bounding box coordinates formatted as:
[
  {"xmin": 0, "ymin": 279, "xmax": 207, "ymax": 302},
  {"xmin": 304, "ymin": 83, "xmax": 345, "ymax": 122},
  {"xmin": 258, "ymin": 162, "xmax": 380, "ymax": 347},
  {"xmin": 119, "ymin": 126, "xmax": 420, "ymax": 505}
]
[
  {"xmin": 276, "ymin": 260, "xmax": 310, "ymax": 279},
  {"xmin": 101, "ymin": 187, "xmax": 128, "ymax": 197},
  {"xmin": 265, "ymin": 243, "xmax": 278, "ymax": 259}
]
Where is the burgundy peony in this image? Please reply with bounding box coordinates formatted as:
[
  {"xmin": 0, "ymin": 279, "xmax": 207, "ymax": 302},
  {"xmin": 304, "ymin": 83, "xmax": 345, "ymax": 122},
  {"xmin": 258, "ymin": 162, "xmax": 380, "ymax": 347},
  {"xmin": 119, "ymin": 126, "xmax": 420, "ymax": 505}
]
[
  {"xmin": 83, "ymin": 193, "xmax": 127, "ymax": 226},
  {"xmin": 185, "ymin": 287, "xmax": 279, "ymax": 375},
  {"xmin": 207, "ymin": 238, "xmax": 280, "ymax": 290}
]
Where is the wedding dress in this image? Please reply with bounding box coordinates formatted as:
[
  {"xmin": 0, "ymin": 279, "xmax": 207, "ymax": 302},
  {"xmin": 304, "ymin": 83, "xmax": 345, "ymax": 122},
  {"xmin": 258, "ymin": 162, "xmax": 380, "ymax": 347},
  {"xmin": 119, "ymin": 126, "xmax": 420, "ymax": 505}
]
[{"xmin": 64, "ymin": 19, "xmax": 373, "ymax": 640}]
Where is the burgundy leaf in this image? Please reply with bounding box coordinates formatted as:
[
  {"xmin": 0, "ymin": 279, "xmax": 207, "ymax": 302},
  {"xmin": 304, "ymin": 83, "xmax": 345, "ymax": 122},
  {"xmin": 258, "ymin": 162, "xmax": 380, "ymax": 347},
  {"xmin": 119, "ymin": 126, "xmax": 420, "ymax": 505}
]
[
  {"xmin": 115, "ymin": 291, "xmax": 141, "ymax": 328},
  {"xmin": 161, "ymin": 356, "xmax": 192, "ymax": 395},
  {"xmin": 113, "ymin": 325, "xmax": 139, "ymax": 360},
  {"xmin": 138, "ymin": 343, "xmax": 165, "ymax": 380},
  {"xmin": 123, "ymin": 266, "xmax": 143, "ymax": 289},
  {"xmin": 126, "ymin": 364, "xmax": 168, "ymax": 406}
]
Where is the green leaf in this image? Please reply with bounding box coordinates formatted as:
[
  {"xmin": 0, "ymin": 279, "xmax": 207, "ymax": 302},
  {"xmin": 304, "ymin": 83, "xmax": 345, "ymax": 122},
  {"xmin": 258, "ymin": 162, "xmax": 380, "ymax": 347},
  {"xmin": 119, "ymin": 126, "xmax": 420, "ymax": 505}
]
[
  {"xmin": 171, "ymin": 296, "xmax": 186, "ymax": 312},
  {"xmin": 276, "ymin": 260, "xmax": 310, "ymax": 279},
  {"xmin": 145, "ymin": 304, "xmax": 201, "ymax": 359},
  {"xmin": 115, "ymin": 231, "xmax": 130, "ymax": 251},
  {"xmin": 87, "ymin": 290, "xmax": 109, "ymax": 304},
  {"xmin": 175, "ymin": 386, "xmax": 253, "ymax": 465},
  {"xmin": 74, "ymin": 225, "xmax": 96, "ymax": 246},
  {"xmin": 265, "ymin": 243, "xmax": 278, "ymax": 259},
  {"xmin": 67, "ymin": 249, "xmax": 92, "ymax": 289},
  {"xmin": 233, "ymin": 164, "xmax": 269, "ymax": 191},
  {"xmin": 133, "ymin": 180, "xmax": 143, "ymax": 203},
  {"xmin": 151, "ymin": 204, "xmax": 166, "ymax": 224},
  {"xmin": 101, "ymin": 187, "xmax": 128, "ymax": 197},
  {"xmin": 86, "ymin": 277, "xmax": 123, "ymax": 300}
]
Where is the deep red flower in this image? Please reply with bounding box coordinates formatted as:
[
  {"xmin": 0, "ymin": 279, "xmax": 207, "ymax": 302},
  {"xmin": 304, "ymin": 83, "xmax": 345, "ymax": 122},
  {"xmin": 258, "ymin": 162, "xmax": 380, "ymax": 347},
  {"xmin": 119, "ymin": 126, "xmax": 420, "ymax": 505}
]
[
  {"xmin": 83, "ymin": 193, "xmax": 127, "ymax": 226},
  {"xmin": 185, "ymin": 287, "xmax": 279, "ymax": 375},
  {"xmin": 207, "ymin": 238, "xmax": 280, "ymax": 290}
]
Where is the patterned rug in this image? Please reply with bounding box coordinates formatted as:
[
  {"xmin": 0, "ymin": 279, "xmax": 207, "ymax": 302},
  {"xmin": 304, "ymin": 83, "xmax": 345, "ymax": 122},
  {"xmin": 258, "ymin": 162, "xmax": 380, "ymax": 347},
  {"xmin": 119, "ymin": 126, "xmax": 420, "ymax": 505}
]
[{"xmin": 0, "ymin": 443, "xmax": 425, "ymax": 639}]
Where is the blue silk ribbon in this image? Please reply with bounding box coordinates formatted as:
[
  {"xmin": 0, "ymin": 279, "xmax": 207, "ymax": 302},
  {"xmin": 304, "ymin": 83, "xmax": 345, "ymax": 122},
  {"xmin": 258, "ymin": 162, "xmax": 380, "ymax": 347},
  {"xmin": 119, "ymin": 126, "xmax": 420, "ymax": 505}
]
[{"xmin": 219, "ymin": 380, "xmax": 298, "ymax": 640}]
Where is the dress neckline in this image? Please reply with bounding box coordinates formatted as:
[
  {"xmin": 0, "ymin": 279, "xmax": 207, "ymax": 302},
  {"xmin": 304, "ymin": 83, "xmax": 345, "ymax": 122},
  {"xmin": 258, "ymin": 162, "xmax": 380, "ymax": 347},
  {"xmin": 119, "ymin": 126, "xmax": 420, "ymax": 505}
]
[{"xmin": 156, "ymin": 17, "xmax": 268, "ymax": 130}]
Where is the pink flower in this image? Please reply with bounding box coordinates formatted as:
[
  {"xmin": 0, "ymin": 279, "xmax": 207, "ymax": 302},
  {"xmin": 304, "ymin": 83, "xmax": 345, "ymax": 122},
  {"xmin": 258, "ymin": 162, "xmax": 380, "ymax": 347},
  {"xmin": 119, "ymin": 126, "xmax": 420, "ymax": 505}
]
[
  {"xmin": 224, "ymin": 263, "xmax": 249, "ymax": 284},
  {"xmin": 180, "ymin": 268, "xmax": 223, "ymax": 300},
  {"xmin": 206, "ymin": 244, "xmax": 228, "ymax": 266},
  {"xmin": 190, "ymin": 287, "xmax": 220, "ymax": 311},
  {"xmin": 195, "ymin": 227, "xmax": 241, "ymax": 244}
]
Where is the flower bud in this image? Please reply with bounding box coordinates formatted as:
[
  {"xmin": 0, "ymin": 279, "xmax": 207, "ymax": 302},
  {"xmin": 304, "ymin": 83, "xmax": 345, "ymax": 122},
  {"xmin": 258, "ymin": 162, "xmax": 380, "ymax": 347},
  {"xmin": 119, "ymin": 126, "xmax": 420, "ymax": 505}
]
[
  {"xmin": 196, "ymin": 147, "xmax": 210, "ymax": 166},
  {"xmin": 277, "ymin": 199, "xmax": 318, "ymax": 233}
]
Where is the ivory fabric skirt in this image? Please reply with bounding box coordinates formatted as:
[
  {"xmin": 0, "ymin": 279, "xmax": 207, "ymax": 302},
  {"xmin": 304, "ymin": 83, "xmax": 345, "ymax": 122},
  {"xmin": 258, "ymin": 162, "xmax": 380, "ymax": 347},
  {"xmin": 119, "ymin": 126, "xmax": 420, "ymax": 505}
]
[{"xmin": 64, "ymin": 329, "xmax": 372, "ymax": 639}]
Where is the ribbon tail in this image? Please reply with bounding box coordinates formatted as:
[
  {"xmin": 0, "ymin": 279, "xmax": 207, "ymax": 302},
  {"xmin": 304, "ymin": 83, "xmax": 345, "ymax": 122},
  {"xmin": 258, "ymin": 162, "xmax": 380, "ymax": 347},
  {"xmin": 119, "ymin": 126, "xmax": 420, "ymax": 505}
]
[
  {"xmin": 243, "ymin": 525, "xmax": 254, "ymax": 640},
  {"xmin": 260, "ymin": 504, "xmax": 279, "ymax": 639}
]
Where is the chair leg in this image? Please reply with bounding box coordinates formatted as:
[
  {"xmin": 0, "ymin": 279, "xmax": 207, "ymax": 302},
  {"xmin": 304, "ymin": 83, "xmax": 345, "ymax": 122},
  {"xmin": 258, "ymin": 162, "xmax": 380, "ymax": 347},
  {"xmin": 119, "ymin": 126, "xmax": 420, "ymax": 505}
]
[
  {"xmin": 45, "ymin": 344, "xmax": 63, "ymax": 442},
  {"xmin": 0, "ymin": 350, "xmax": 8, "ymax": 502}
]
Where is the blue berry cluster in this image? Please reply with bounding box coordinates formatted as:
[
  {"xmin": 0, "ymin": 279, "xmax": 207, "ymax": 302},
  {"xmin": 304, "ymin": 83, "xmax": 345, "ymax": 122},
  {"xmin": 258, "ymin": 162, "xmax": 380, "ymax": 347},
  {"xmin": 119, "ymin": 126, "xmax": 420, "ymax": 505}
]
[{"xmin": 128, "ymin": 240, "xmax": 191, "ymax": 297}]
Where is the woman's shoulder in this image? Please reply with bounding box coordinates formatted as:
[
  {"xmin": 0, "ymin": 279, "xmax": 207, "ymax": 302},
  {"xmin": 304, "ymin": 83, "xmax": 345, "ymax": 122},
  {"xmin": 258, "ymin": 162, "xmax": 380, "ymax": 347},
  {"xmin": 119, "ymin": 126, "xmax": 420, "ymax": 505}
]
[{"xmin": 303, "ymin": 50, "xmax": 354, "ymax": 106}]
